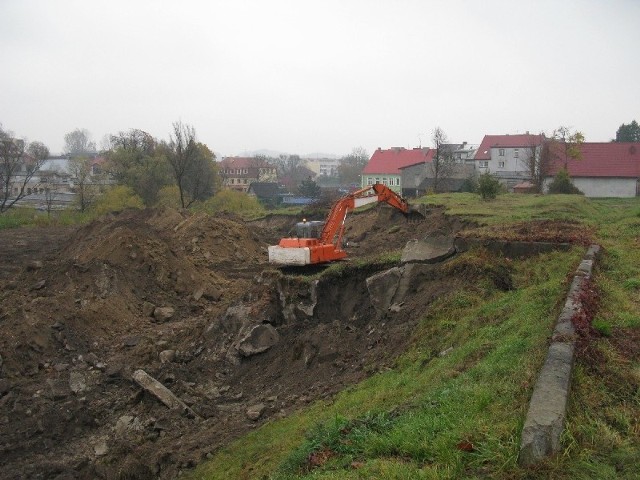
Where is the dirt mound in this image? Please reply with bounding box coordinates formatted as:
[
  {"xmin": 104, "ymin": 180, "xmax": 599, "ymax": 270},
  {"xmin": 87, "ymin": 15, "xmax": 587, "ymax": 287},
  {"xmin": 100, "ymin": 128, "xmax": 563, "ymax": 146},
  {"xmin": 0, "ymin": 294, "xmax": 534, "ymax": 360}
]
[{"xmin": 0, "ymin": 206, "xmax": 479, "ymax": 479}]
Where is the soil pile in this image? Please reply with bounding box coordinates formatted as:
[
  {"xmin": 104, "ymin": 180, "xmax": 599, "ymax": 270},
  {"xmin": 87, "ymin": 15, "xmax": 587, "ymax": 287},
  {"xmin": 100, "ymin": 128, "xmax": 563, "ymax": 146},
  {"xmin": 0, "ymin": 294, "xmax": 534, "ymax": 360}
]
[{"xmin": 0, "ymin": 205, "xmax": 489, "ymax": 479}]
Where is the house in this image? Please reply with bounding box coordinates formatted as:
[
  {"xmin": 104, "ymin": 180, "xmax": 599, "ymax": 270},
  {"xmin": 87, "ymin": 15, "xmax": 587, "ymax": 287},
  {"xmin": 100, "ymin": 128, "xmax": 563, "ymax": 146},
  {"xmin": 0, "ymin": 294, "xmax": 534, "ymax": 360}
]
[
  {"xmin": 361, "ymin": 147, "xmax": 434, "ymax": 193},
  {"xmin": 544, "ymin": 142, "xmax": 640, "ymax": 197},
  {"xmin": 247, "ymin": 182, "xmax": 281, "ymax": 207},
  {"xmin": 474, "ymin": 133, "xmax": 544, "ymax": 190},
  {"xmin": 399, "ymin": 143, "xmax": 477, "ymax": 196},
  {"xmin": 219, "ymin": 157, "xmax": 277, "ymax": 193}
]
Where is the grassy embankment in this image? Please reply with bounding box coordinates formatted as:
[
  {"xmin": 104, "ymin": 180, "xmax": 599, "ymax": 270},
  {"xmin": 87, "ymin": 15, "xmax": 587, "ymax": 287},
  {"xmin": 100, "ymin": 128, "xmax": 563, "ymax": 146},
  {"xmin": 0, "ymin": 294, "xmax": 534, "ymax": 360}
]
[{"xmin": 189, "ymin": 193, "xmax": 639, "ymax": 480}]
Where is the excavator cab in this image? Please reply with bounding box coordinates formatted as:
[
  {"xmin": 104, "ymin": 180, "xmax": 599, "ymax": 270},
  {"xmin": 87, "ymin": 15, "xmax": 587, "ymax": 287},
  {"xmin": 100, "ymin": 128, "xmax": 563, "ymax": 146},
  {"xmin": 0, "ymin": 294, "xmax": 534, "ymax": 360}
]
[{"xmin": 295, "ymin": 220, "xmax": 325, "ymax": 239}]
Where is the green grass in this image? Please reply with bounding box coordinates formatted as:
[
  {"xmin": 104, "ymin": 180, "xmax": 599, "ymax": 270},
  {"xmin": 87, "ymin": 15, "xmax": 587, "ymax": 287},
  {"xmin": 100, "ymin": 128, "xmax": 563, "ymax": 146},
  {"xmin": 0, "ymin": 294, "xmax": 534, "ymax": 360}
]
[
  {"xmin": 0, "ymin": 206, "xmax": 94, "ymax": 229},
  {"xmin": 174, "ymin": 194, "xmax": 640, "ymax": 479}
]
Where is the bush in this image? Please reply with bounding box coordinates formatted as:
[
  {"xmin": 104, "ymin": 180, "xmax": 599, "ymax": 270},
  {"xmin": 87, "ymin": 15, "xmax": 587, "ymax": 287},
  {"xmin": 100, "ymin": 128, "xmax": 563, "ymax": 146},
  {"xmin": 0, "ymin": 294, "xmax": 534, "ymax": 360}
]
[
  {"xmin": 477, "ymin": 172, "xmax": 502, "ymax": 200},
  {"xmin": 92, "ymin": 186, "xmax": 144, "ymax": 215},
  {"xmin": 547, "ymin": 168, "xmax": 583, "ymax": 194},
  {"xmin": 460, "ymin": 176, "xmax": 478, "ymax": 193},
  {"xmin": 202, "ymin": 189, "xmax": 265, "ymax": 217}
]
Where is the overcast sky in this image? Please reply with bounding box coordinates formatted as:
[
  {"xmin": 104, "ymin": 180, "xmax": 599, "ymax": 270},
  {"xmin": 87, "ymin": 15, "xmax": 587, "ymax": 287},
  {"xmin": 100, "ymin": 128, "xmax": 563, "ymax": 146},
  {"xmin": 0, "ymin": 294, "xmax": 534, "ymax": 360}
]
[{"xmin": 1, "ymin": 0, "xmax": 639, "ymax": 157}]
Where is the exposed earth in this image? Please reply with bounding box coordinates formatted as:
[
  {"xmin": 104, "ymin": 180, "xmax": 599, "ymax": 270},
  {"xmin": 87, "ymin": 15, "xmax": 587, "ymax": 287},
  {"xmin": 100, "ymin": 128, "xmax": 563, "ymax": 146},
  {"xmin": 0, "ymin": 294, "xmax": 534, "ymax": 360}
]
[{"xmin": 0, "ymin": 205, "xmax": 586, "ymax": 479}]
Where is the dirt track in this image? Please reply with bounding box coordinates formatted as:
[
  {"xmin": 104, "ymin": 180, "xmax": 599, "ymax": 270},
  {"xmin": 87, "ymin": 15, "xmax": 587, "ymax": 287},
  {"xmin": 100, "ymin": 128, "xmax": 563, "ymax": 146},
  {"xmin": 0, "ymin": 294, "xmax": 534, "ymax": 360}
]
[{"xmin": 0, "ymin": 205, "xmax": 474, "ymax": 479}]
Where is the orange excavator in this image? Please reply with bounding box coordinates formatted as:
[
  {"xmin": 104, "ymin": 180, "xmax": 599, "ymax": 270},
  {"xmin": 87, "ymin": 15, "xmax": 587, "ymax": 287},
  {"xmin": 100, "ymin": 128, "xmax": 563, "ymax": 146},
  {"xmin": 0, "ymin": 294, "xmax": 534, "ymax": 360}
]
[{"xmin": 268, "ymin": 183, "xmax": 412, "ymax": 266}]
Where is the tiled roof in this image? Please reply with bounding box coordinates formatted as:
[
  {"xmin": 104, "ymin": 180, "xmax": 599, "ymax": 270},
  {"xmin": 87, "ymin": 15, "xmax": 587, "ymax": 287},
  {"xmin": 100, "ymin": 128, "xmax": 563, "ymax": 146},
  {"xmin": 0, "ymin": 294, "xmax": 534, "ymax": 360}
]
[
  {"xmin": 219, "ymin": 157, "xmax": 274, "ymax": 169},
  {"xmin": 474, "ymin": 134, "xmax": 544, "ymax": 160},
  {"xmin": 548, "ymin": 142, "xmax": 640, "ymax": 178},
  {"xmin": 362, "ymin": 147, "xmax": 434, "ymax": 175}
]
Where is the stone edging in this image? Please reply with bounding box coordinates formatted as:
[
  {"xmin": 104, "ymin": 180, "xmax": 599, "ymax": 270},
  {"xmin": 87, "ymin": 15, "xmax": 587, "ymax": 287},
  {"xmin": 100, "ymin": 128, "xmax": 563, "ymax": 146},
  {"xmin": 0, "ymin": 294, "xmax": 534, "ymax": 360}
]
[{"xmin": 518, "ymin": 244, "xmax": 601, "ymax": 466}]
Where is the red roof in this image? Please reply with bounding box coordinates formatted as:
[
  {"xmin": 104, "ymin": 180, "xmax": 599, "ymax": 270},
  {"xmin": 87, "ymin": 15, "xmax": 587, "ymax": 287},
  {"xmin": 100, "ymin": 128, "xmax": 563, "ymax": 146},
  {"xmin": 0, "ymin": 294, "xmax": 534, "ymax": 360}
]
[
  {"xmin": 362, "ymin": 147, "xmax": 434, "ymax": 175},
  {"xmin": 474, "ymin": 134, "xmax": 544, "ymax": 160},
  {"xmin": 548, "ymin": 142, "xmax": 640, "ymax": 178}
]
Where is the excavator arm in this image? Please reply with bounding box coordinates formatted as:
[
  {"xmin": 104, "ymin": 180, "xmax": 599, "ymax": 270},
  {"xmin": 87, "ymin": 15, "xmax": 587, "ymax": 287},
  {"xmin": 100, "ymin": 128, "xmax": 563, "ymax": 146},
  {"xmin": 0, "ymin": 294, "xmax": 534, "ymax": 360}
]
[{"xmin": 268, "ymin": 183, "xmax": 411, "ymax": 266}]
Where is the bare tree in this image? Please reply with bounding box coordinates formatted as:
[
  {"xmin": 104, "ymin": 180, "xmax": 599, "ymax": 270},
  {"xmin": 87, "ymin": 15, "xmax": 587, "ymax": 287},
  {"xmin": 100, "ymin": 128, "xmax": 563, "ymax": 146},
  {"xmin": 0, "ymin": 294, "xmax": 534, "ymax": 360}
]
[
  {"xmin": 167, "ymin": 122, "xmax": 217, "ymax": 208},
  {"xmin": 428, "ymin": 127, "xmax": 455, "ymax": 193},
  {"xmin": 43, "ymin": 182, "xmax": 59, "ymax": 218},
  {"xmin": 338, "ymin": 147, "xmax": 369, "ymax": 185},
  {"xmin": 68, "ymin": 156, "xmax": 97, "ymax": 212},
  {"xmin": 523, "ymin": 133, "xmax": 550, "ymax": 193},
  {"xmin": 0, "ymin": 125, "xmax": 49, "ymax": 213},
  {"xmin": 64, "ymin": 128, "xmax": 96, "ymax": 155}
]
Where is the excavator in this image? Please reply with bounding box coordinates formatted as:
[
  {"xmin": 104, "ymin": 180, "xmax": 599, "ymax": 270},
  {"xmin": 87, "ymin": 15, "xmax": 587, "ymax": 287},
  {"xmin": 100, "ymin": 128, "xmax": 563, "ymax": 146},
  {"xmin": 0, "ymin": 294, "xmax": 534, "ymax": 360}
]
[{"xmin": 268, "ymin": 183, "xmax": 416, "ymax": 266}]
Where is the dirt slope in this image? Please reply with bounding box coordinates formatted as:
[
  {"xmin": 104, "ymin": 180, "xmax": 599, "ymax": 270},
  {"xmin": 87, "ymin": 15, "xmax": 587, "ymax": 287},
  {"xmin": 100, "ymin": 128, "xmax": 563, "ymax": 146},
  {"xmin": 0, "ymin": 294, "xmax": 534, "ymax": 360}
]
[{"xmin": 0, "ymin": 205, "xmax": 474, "ymax": 479}]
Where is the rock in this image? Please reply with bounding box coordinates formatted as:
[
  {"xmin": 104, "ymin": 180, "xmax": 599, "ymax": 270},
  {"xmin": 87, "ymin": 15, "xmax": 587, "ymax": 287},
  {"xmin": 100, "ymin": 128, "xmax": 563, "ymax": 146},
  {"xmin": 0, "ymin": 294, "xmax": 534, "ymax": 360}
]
[
  {"xmin": 123, "ymin": 336, "xmax": 141, "ymax": 347},
  {"xmin": 132, "ymin": 369, "xmax": 198, "ymax": 418},
  {"xmin": 31, "ymin": 279, "xmax": 46, "ymax": 291},
  {"xmin": 246, "ymin": 403, "xmax": 265, "ymax": 421},
  {"xmin": 95, "ymin": 362, "xmax": 107, "ymax": 371},
  {"xmin": 50, "ymin": 322, "xmax": 65, "ymax": 331},
  {"xmin": 401, "ymin": 236, "xmax": 456, "ymax": 264},
  {"xmin": 237, "ymin": 324, "xmax": 280, "ymax": 357},
  {"xmin": 366, "ymin": 267, "xmax": 403, "ymax": 313},
  {"xmin": 439, "ymin": 347, "xmax": 453, "ymax": 357},
  {"xmin": 389, "ymin": 303, "xmax": 403, "ymax": 313},
  {"xmin": 26, "ymin": 260, "xmax": 44, "ymax": 271},
  {"xmin": 203, "ymin": 287, "xmax": 222, "ymax": 302},
  {"xmin": 153, "ymin": 306, "xmax": 175, "ymax": 322},
  {"xmin": 159, "ymin": 350, "xmax": 176, "ymax": 364},
  {"xmin": 54, "ymin": 363, "xmax": 70, "ymax": 372},
  {"xmin": 84, "ymin": 352, "xmax": 99, "ymax": 366},
  {"xmin": 192, "ymin": 288, "xmax": 205, "ymax": 301},
  {"xmin": 94, "ymin": 440, "xmax": 109, "ymax": 457},
  {"xmin": 69, "ymin": 371, "xmax": 87, "ymax": 394},
  {"xmin": 47, "ymin": 379, "xmax": 70, "ymax": 400},
  {"xmin": 115, "ymin": 415, "xmax": 135, "ymax": 436},
  {"xmin": 142, "ymin": 301, "xmax": 155, "ymax": 318}
]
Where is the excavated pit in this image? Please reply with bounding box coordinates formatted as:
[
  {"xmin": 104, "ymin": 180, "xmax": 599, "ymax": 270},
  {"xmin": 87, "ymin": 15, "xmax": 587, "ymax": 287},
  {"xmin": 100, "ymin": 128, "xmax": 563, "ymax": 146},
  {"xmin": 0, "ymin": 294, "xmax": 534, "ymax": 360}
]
[{"xmin": 0, "ymin": 205, "xmax": 585, "ymax": 479}]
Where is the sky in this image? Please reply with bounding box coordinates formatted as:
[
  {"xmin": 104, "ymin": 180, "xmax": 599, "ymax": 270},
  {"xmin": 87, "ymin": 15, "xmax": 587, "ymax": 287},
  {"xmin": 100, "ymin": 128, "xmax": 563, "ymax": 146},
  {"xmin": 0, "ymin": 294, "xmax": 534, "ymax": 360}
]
[{"xmin": 1, "ymin": 0, "xmax": 639, "ymax": 157}]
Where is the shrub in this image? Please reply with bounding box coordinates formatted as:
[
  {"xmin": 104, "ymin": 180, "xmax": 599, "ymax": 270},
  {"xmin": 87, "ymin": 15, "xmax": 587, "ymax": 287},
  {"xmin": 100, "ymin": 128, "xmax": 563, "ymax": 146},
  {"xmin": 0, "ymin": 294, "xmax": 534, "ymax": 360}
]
[
  {"xmin": 460, "ymin": 175, "xmax": 478, "ymax": 193},
  {"xmin": 477, "ymin": 172, "xmax": 502, "ymax": 200},
  {"xmin": 547, "ymin": 168, "xmax": 583, "ymax": 194},
  {"xmin": 202, "ymin": 189, "xmax": 265, "ymax": 217},
  {"xmin": 92, "ymin": 186, "xmax": 144, "ymax": 215}
]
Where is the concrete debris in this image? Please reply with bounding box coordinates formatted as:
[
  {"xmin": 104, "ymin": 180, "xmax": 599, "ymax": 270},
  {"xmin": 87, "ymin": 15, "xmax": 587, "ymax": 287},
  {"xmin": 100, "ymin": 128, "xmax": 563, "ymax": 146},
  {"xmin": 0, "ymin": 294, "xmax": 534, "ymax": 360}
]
[
  {"xmin": 237, "ymin": 324, "xmax": 280, "ymax": 357},
  {"xmin": 94, "ymin": 440, "xmax": 109, "ymax": 457},
  {"xmin": 132, "ymin": 369, "xmax": 198, "ymax": 418},
  {"xmin": 153, "ymin": 306, "xmax": 175, "ymax": 322},
  {"xmin": 246, "ymin": 403, "xmax": 265, "ymax": 421},
  {"xmin": 159, "ymin": 350, "xmax": 176, "ymax": 364},
  {"xmin": 366, "ymin": 267, "xmax": 402, "ymax": 313},
  {"xmin": 401, "ymin": 236, "xmax": 455, "ymax": 264},
  {"xmin": 69, "ymin": 371, "xmax": 87, "ymax": 394}
]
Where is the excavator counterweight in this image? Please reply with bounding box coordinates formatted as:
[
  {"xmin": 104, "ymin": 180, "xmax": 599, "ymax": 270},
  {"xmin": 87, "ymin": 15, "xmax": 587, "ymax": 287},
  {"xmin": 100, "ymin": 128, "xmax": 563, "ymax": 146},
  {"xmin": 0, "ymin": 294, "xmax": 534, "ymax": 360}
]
[{"xmin": 268, "ymin": 184, "xmax": 415, "ymax": 266}]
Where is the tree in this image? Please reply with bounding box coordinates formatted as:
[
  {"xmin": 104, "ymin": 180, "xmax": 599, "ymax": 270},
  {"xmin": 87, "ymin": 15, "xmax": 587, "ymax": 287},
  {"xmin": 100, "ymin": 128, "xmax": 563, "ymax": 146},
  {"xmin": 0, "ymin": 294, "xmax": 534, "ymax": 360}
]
[
  {"xmin": 477, "ymin": 171, "xmax": 502, "ymax": 200},
  {"xmin": 553, "ymin": 126, "xmax": 584, "ymax": 169},
  {"xmin": 274, "ymin": 154, "xmax": 315, "ymax": 192},
  {"xmin": 68, "ymin": 156, "xmax": 98, "ymax": 212},
  {"xmin": 428, "ymin": 127, "xmax": 455, "ymax": 193},
  {"xmin": 338, "ymin": 147, "xmax": 369, "ymax": 185},
  {"xmin": 0, "ymin": 124, "xmax": 49, "ymax": 213},
  {"xmin": 298, "ymin": 177, "xmax": 321, "ymax": 198},
  {"xmin": 615, "ymin": 120, "xmax": 640, "ymax": 142},
  {"xmin": 166, "ymin": 121, "xmax": 218, "ymax": 208},
  {"xmin": 106, "ymin": 129, "xmax": 172, "ymax": 206},
  {"xmin": 523, "ymin": 133, "xmax": 550, "ymax": 193},
  {"xmin": 64, "ymin": 128, "xmax": 96, "ymax": 155}
]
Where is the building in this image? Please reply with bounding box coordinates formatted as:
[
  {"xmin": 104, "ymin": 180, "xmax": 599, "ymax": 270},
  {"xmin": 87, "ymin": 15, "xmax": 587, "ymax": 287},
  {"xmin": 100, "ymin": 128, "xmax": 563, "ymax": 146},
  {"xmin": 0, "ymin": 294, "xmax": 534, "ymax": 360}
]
[
  {"xmin": 474, "ymin": 134, "xmax": 544, "ymax": 190},
  {"xmin": 303, "ymin": 157, "xmax": 340, "ymax": 178},
  {"xmin": 247, "ymin": 182, "xmax": 281, "ymax": 207},
  {"xmin": 544, "ymin": 142, "xmax": 640, "ymax": 197},
  {"xmin": 400, "ymin": 159, "xmax": 476, "ymax": 197},
  {"xmin": 361, "ymin": 147, "xmax": 434, "ymax": 193},
  {"xmin": 219, "ymin": 157, "xmax": 277, "ymax": 193}
]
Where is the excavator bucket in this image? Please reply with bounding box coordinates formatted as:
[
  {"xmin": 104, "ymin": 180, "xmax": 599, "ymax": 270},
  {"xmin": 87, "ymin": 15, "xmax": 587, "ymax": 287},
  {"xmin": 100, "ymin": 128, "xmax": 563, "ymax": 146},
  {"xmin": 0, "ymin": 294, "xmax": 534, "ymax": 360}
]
[{"xmin": 406, "ymin": 204, "xmax": 427, "ymax": 223}]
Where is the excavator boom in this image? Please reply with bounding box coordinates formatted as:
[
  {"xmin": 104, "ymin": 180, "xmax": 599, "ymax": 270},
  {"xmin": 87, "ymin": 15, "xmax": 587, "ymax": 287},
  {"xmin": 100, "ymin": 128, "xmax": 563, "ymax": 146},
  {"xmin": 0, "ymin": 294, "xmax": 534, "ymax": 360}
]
[{"xmin": 268, "ymin": 184, "xmax": 411, "ymax": 266}]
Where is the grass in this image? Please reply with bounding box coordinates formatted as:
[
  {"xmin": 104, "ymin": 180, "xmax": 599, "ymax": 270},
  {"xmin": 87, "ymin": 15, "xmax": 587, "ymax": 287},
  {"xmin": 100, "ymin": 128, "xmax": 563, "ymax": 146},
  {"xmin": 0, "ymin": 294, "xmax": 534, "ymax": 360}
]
[{"xmin": 0, "ymin": 206, "xmax": 94, "ymax": 229}]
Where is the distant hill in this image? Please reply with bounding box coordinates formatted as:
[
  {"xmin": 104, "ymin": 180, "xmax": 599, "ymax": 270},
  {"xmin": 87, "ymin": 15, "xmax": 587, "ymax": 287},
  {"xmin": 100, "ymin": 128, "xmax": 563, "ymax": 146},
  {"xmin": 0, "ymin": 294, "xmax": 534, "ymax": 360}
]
[{"xmin": 238, "ymin": 149, "xmax": 340, "ymax": 159}]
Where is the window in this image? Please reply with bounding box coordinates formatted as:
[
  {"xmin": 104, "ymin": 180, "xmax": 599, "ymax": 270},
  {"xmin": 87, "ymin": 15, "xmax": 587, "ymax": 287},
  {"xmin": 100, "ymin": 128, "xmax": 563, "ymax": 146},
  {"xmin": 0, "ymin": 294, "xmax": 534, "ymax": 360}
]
[
  {"xmin": 479, "ymin": 161, "xmax": 489, "ymax": 168},
  {"xmin": 230, "ymin": 178, "xmax": 234, "ymax": 184},
  {"xmin": 375, "ymin": 177, "xmax": 380, "ymax": 183},
  {"xmin": 396, "ymin": 178, "xmax": 400, "ymax": 186},
  {"xmin": 244, "ymin": 179, "xmax": 247, "ymax": 184},
  {"xmin": 499, "ymin": 149, "xmax": 505, "ymax": 156},
  {"xmin": 367, "ymin": 177, "xmax": 373, "ymax": 185},
  {"xmin": 498, "ymin": 161, "xmax": 505, "ymax": 168},
  {"xmin": 382, "ymin": 178, "xmax": 388, "ymax": 185},
  {"xmin": 514, "ymin": 149, "xmax": 519, "ymax": 158}
]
